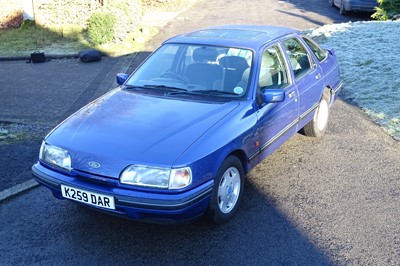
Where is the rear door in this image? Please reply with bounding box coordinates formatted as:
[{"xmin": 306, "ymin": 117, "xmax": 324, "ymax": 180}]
[
  {"xmin": 281, "ymin": 36, "xmax": 325, "ymax": 130},
  {"xmin": 302, "ymin": 35, "xmax": 341, "ymax": 93}
]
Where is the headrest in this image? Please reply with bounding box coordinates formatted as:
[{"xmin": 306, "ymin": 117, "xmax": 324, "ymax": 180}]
[
  {"xmin": 261, "ymin": 52, "xmax": 276, "ymax": 68},
  {"xmin": 241, "ymin": 68, "xmax": 250, "ymax": 82},
  {"xmin": 193, "ymin": 47, "xmax": 219, "ymax": 62},
  {"xmin": 259, "ymin": 67, "xmax": 273, "ymax": 87},
  {"xmin": 218, "ymin": 56, "xmax": 249, "ymax": 69}
]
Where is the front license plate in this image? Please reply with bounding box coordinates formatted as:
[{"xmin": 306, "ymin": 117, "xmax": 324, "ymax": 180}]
[{"xmin": 61, "ymin": 185, "xmax": 115, "ymax": 210}]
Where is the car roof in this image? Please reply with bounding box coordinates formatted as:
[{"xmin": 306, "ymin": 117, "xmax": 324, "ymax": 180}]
[{"xmin": 163, "ymin": 25, "xmax": 299, "ymax": 50}]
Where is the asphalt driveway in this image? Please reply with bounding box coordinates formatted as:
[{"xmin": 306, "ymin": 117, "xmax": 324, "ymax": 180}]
[{"xmin": 0, "ymin": 55, "xmax": 133, "ymax": 191}]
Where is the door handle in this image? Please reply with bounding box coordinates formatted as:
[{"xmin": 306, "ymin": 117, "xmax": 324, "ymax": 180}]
[
  {"xmin": 288, "ymin": 91, "xmax": 296, "ymax": 98},
  {"xmin": 316, "ymin": 73, "xmax": 321, "ymax": 80}
]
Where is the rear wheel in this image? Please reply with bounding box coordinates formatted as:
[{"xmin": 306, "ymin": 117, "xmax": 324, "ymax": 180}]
[
  {"xmin": 208, "ymin": 156, "xmax": 244, "ymax": 224},
  {"xmin": 303, "ymin": 91, "xmax": 330, "ymax": 137}
]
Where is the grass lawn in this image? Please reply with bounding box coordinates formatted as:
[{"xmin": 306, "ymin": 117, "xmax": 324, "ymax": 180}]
[
  {"xmin": 0, "ymin": 22, "xmax": 158, "ymax": 57},
  {"xmin": 0, "ymin": 0, "xmax": 191, "ymax": 58},
  {"xmin": 0, "ymin": 23, "xmax": 88, "ymax": 57}
]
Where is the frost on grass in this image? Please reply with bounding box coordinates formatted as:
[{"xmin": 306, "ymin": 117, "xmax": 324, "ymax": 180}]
[
  {"xmin": 309, "ymin": 21, "xmax": 400, "ymax": 140},
  {"xmin": 307, "ymin": 22, "xmax": 353, "ymax": 41}
]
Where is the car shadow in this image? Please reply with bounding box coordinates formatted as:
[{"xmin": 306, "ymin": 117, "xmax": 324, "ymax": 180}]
[
  {"xmin": 1, "ymin": 174, "xmax": 334, "ymax": 264},
  {"xmin": 59, "ymin": 178, "xmax": 333, "ymax": 265}
]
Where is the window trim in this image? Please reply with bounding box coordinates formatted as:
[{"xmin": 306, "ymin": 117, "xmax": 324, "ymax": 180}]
[{"xmin": 301, "ymin": 35, "xmax": 328, "ymax": 63}]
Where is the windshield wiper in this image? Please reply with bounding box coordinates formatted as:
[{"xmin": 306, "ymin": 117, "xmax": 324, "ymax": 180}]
[
  {"xmin": 191, "ymin": 90, "xmax": 239, "ymax": 96},
  {"xmin": 122, "ymin": 84, "xmax": 148, "ymax": 90},
  {"xmin": 143, "ymin": 84, "xmax": 188, "ymax": 92},
  {"xmin": 123, "ymin": 84, "xmax": 188, "ymax": 93}
]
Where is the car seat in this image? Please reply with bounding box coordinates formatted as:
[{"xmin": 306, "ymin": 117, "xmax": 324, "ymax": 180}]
[
  {"xmin": 218, "ymin": 56, "xmax": 249, "ymax": 92},
  {"xmin": 186, "ymin": 47, "xmax": 223, "ymax": 89}
]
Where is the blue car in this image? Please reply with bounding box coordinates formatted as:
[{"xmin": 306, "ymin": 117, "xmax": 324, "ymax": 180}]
[
  {"xmin": 32, "ymin": 25, "xmax": 342, "ymax": 224},
  {"xmin": 329, "ymin": 0, "xmax": 378, "ymax": 15}
]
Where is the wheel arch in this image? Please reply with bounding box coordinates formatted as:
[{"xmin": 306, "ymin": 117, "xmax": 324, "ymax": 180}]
[
  {"xmin": 227, "ymin": 149, "xmax": 249, "ymax": 175},
  {"xmin": 324, "ymin": 85, "xmax": 334, "ymax": 107}
]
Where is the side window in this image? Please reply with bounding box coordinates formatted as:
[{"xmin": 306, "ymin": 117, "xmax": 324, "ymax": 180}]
[
  {"xmin": 302, "ymin": 36, "xmax": 327, "ymax": 62},
  {"xmin": 258, "ymin": 45, "xmax": 289, "ymax": 90},
  {"xmin": 282, "ymin": 38, "xmax": 312, "ymax": 79}
]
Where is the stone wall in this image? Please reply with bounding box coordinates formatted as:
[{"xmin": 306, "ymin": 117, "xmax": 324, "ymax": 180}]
[
  {"xmin": 0, "ymin": 0, "xmax": 103, "ymax": 29},
  {"xmin": 0, "ymin": 0, "xmax": 143, "ymax": 30},
  {"xmin": 33, "ymin": 0, "xmax": 102, "ymax": 28}
]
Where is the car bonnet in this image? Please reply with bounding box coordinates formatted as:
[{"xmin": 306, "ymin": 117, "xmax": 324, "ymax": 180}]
[{"xmin": 44, "ymin": 89, "xmax": 239, "ymax": 178}]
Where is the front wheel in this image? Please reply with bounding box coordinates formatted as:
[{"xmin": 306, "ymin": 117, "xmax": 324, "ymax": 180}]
[
  {"xmin": 208, "ymin": 156, "xmax": 244, "ymax": 224},
  {"xmin": 303, "ymin": 91, "xmax": 330, "ymax": 137}
]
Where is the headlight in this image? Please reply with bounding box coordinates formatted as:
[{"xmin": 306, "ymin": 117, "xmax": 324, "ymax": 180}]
[
  {"xmin": 120, "ymin": 165, "xmax": 192, "ymax": 190},
  {"xmin": 39, "ymin": 142, "xmax": 72, "ymax": 171}
]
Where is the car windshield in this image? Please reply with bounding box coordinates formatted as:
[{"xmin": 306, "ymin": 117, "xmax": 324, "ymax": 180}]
[{"xmin": 126, "ymin": 44, "xmax": 253, "ymax": 98}]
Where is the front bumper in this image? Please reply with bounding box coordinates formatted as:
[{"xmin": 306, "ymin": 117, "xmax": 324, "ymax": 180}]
[{"xmin": 32, "ymin": 163, "xmax": 213, "ymax": 223}]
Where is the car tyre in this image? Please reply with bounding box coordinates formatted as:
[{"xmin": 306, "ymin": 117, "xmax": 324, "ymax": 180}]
[
  {"xmin": 208, "ymin": 156, "xmax": 244, "ymax": 224},
  {"xmin": 303, "ymin": 90, "xmax": 330, "ymax": 137}
]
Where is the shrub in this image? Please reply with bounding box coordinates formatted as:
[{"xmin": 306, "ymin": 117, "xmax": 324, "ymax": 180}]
[
  {"xmin": 20, "ymin": 19, "xmax": 36, "ymax": 29},
  {"xmin": 105, "ymin": 0, "xmax": 142, "ymax": 41},
  {"xmin": 87, "ymin": 12, "xmax": 116, "ymax": 45},
  {"xmin": 372, "ymin": 0, "xmax": 400, "ymax": 20},
  {"xmin": 0, "ymin": 9, "xmax": 23, "ymax": 29}
]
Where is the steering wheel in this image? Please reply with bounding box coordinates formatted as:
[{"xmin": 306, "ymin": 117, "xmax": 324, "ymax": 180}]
[{"xmin": 160, "ymin": 71, "xmax": 187, "ymax": 83}]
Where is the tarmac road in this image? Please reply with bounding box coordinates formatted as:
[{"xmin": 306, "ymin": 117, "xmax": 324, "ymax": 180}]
[
  {"xmin": 1, "ymin": 0, "xmax": 399, "ymax": 265},
  {"xmin": 0, "ymin": 55, "xmax": 134, "ymax": 193}
]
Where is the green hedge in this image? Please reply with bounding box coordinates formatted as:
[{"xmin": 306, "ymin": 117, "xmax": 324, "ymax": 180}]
[
  {"xmin": 372, "ymin": 0, "xmax": 400, "ymax": 20},
  {"xmin": 87, "ymin": 0, "xmax": 142, "ymax": 45},
  {"xmin": 106, "ymin": 0, "xmax": 142, "ymax": 41},
  {"xmin": 87, "ymin": 12, "xmax": 116, "ymax": 45}
]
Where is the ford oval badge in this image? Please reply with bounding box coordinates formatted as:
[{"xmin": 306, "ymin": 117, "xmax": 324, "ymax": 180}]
[{"xmin": 88, "ymin": 161, "xmax": 101, "ymax": 168}]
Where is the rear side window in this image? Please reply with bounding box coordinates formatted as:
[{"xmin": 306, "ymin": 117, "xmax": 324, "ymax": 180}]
[
  {"xmin": 302, "ymin": 36, "xmax": 327, "ymax": 62},
  {"xmin": 282, "ymin": 38, "xmax": 312, "ymax": 79}
]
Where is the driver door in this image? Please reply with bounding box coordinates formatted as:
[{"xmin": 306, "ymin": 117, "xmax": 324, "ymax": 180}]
[{"xmin": 255, "ymin": 44, "xmax": 299, "ymax": 162}]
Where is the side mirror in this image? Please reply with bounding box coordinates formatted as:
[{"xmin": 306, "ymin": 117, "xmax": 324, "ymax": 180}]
[
  {"xmin": 263, "ymin": 89, "xmax": 285, "ymax": 103},
  {"xmin": 116, "ymin": 73, "xmax": 129, "ymax": 85}
]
